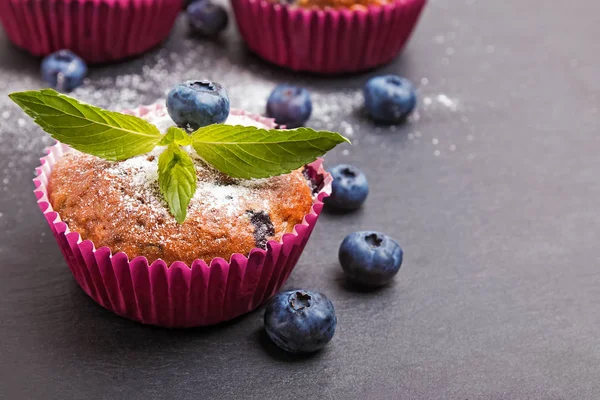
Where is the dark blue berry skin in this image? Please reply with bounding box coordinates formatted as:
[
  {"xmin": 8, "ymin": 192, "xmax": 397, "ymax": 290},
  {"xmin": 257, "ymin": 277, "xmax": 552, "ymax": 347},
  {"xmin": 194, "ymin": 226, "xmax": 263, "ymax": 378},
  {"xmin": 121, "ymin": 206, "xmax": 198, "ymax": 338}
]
[
  {"xmin": 41, "ymin": 50, "xmax": 87, "ymax": 93},
  {"xmin": 364, "ymin": 75, "xmax": 416, "ymax": 123},
  {"xmin": 339, "ymin": 231, "xmax": 403, "ymax": 287},
  {"xmin": 325, "ymin": 164, "xmax": 368, "ymax": 210},
  {"xmin": 166, "ymin": 80, "xmax": 230, "ymax": 131},
  {"xmin": 264, "ymin": 290, "xmax": 337, "ymax": 354},
  {"xmin": 187, "ymin": 0, "xmax": 228, "ymax": 36},
  {"xmin": 266, "ymin": 84, "xmax": 312, "ymax": 128}
]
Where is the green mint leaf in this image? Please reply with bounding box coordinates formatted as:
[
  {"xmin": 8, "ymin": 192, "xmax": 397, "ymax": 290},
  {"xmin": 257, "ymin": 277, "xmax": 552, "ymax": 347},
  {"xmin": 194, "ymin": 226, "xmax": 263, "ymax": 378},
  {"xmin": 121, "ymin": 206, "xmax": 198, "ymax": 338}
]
[
  {"xmin": 191, "ymin": 125, "xmax": 350, "ymax": 179},
  {"xmin": 158, "ymin": 144, "xmax": 197, "ymax": 223},
  {"xmin": 9, "ymin": 89, "xmax": 162, "ymax": 161},
  {"xmin": 158, "ymin": 127, "xmax": 192, "ymax": 146}
]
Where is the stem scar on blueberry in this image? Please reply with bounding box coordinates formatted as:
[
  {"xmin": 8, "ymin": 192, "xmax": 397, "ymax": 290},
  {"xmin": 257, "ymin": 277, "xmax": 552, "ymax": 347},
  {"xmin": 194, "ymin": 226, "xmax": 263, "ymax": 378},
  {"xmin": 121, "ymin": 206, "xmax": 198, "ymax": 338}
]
[
  {"xmin": 289, "ymin": 291, "xmax": 312, "ymax": 311},
  {"xmin": 341, "ymin": 167, "xmax": 356, "ymax": 178},
  {"xmin": 365, "ymin": 233, "xmax": 383, "ymax": 248},
  {"xmin": 284, "ymin": 88, "xmax": 300, "ymax": 97},
  {"xmin": 387, "ymin": 76, "xmax": 404, "ymax": 86},
  {"xmin": 189, "ymin": 80, "xmax": 215, "ymax": 90}
]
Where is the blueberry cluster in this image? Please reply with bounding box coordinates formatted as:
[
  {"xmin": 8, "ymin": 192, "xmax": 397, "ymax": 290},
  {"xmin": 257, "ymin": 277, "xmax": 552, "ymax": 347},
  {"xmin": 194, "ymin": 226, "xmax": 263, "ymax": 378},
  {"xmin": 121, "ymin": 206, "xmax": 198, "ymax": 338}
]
[
  {"xmin": 263, "ymin": 75, "xmax": 415, "ymax": 354},
  {"xmin": 161, "ymin": 80, "xmax": 409, "ymax": 355}
]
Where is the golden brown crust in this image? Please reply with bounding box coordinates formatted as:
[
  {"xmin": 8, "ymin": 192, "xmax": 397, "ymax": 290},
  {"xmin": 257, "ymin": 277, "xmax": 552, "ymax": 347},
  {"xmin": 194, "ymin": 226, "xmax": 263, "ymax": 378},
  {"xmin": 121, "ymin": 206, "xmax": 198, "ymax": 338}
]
[{"xmin": 48, "ymin": 151, "xmax": 313, "ymax": 265}]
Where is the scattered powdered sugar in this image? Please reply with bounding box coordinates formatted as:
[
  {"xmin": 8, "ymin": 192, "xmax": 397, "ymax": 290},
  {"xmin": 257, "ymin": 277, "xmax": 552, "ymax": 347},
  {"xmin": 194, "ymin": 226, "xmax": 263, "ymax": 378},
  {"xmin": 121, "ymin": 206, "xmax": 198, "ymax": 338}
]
[
  {"xmin": 422, "ymin": 93, "xmax": 460, "ymax": 112},
  {"xmin": 0, "ymin": 72, "xmax": 54, "ymax": 167},
  {"xmin": 310, "ymin": 90, "xmax": 363, "ymax": 132}
]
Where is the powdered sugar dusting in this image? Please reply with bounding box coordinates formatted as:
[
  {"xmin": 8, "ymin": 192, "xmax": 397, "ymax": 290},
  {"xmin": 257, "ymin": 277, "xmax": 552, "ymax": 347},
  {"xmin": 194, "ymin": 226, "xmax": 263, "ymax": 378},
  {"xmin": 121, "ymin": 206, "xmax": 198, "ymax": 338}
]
[
  {"xmin": 104, "ymin": 106, "xmax": 274, "ymax": 219},
  {"xmin": 189, "ymin": 182, "xmax": 250, "ymax": 216},
  {"xmin": 106, "ymin": 146, "xmax": 162, "ymax": 188}
]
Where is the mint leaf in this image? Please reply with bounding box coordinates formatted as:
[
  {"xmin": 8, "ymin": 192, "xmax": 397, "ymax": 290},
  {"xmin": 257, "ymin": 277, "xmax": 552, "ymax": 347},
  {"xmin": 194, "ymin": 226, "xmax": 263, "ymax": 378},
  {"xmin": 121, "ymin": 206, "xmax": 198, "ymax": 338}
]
[
  {"xmin": 191, "ymin": 125, "xmax": 350, "ymax": 179},
  {"xmin": 158, "ymin": 144, "xmax": 197, "ymax": 223},
  {"xmin": 9, "ymin": 89, "xmax": 162, "ymax": 161},
  {"xmin": 158, "ymin": 127, "xmax": 192, "ymax": 146}
]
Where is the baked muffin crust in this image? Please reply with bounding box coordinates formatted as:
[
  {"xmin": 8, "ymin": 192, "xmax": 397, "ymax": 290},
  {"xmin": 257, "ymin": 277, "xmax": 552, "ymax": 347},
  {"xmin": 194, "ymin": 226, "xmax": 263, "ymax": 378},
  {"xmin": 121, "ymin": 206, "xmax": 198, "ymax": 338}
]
[{"xmin": 48, "ymin": 149, "xmax": 314, "ymax": 265}]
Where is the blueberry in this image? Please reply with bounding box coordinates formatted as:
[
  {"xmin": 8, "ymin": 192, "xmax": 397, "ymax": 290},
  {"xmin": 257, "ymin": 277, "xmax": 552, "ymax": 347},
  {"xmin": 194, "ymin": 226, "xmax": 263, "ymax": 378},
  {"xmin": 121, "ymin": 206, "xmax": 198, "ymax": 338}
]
[
  {"xmin": 266, "ymin": 84, "xmax": 312, "ymax": 128},
  {"xmin": 40, "ymin": 50, "xmax": 87, "ymax": 92},
  {"xmin": 363, "ymin": 75, "xmax": 416, "ymax": 123},
  {"xmin": 339, "ymin": 231, "xmax": 403, "ymax": 287},
  {"xmin": 166, "ymin": 80, "xmax": 230, "ymax": 131},
  {"xmin": 187, "ymin": 0, "xmax": 228, "ymax": 37},
  {"xmin": 325, "ymin": 164, "xmax": 368, "ymax": 210},
  {"xmin": 264, "ymin": 290, "xmax": 336, "ymax": 353},
  {"xmin": 246, "ymin": 210, "xmax": 275, "ymax": 249}
]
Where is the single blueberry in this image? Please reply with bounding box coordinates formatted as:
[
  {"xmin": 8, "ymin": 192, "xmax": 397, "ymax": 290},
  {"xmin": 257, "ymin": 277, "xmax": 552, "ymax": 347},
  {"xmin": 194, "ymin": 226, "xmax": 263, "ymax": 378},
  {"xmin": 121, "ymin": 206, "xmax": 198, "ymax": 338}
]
[
  {"xmin": 264, "ymin": 290, "xmax": 337, "ymax": 354},
  {"xmin": 41, "ymin": 50, "xmax": 87, "ymax": 92},
  {"xmin": 363, "ymin": 75, "xmax": 417, "ymax": 124},
  {"xmin": 266, "ymin": 84, "xmax": 312, "ymax": 128},
  {"xmin": 325, "ymin": 164, "xmax": 368, "ymax": 210},
  {"xmin": 187, "ymin": 0, "xmax": 228, "ymax": 36},
  {"xmin": 339, "ymin": 231, "xmax": 403, "ymax": 287},
  {"xmin": 166, "ymin": 80, "xmax": 230, "ymax": 131}
]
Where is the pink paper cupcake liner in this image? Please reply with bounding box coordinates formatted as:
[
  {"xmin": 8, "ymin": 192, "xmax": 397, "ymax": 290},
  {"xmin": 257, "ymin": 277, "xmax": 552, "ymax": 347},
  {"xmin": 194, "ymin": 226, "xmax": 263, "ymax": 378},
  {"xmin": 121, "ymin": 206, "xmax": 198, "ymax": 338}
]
[
  {"xmin": 0, "ymin": 0, "xmax": 182, "ymax": 63},
  {"xmin": 33, "ymin": 106, "xmax": 332, "ymax": 328},
  {"xmin": 231, "ymin": 0, "xmax": 427, "ymax": 74}
]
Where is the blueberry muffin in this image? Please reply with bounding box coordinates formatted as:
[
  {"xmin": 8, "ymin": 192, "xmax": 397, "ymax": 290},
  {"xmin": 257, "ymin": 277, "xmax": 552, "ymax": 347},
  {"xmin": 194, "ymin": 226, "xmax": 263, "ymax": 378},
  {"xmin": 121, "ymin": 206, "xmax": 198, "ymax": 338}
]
[
  {"xmin": 13, "ymin": 83, "xmax": 345, "ymax": 327},
  {"xmin": 48, "ymin": 107, "xmax": 315, "ymax": 265}
]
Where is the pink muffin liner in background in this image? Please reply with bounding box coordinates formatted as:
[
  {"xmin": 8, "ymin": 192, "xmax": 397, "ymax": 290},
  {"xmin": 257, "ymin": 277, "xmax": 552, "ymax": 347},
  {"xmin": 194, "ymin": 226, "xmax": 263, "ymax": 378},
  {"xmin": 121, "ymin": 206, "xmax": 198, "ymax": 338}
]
[
  {"xmin": 231, "ymin": 0, "xmax": 427, "ymax": 74},
  {"xmin": 33, "ymin": 106, "xmax": 332, "ymax": 328},
  {"xmin": 0, "ymin": 0, "xmax": 183, "ymax": 63}
]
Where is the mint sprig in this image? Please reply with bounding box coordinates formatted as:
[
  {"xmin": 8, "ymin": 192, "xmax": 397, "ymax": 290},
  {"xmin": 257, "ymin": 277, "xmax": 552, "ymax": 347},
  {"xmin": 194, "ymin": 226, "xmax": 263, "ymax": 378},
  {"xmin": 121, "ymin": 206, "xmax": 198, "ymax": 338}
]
[
  {"xmin": 9, "ymin": 89, "xmax": 162, "ymax": 161},
  {"xmin": 158, "ymin": 144, "xmax": 197, "ymax": 223},
  {"xmin": 10, "ymin": 89, "xmax": 350, "ymax": 223},
  {"xmin": 191, "ymin": 124, "xmax": 350, "ymax": 179},
  {"xmin": 158, "ymin": 127, "xmax": 192, "ymax": 146}
]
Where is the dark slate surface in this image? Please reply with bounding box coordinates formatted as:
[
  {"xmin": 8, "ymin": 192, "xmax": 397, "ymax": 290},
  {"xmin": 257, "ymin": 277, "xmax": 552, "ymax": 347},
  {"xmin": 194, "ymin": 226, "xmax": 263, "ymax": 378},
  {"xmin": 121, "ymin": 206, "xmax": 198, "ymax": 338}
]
[{"xmin": 1, "ymin": 1, "xmax": 599, "ymax": 399}]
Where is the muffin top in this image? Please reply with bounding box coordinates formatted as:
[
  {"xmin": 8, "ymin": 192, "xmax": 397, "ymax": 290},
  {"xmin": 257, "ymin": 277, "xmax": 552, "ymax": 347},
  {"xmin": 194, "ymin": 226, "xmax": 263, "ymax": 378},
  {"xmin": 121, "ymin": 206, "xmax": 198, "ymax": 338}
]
[
  {"xmin": 48, "ymin": 110, "xmax": 315, "ymax": 265},
  {"xmin": 276, "ymin": 0, "xmax": 391, "ymax": 10}
]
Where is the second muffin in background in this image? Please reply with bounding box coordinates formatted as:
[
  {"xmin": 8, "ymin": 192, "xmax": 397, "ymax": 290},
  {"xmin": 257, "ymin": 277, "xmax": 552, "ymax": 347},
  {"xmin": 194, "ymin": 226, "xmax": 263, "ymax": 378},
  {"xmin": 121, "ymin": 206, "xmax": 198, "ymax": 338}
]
[{"xmin": 231, "ymin": 0, "xmax": 428, "ymax": 73}]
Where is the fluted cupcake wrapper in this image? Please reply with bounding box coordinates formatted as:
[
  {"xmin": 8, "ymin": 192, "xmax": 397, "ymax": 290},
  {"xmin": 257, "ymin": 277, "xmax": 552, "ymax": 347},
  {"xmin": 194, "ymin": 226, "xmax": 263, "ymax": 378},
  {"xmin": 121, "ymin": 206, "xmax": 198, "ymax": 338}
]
[
  {"xmin": 231, "ymin": 0, "xmax": 427, "ymax": 74},
  {"xmin": 0, "ymin": 0, "xmax": 182, "ymax": 63},
  {"xmin": 33, "ymin": 109, "xmax": 332, "ymax": 328}
]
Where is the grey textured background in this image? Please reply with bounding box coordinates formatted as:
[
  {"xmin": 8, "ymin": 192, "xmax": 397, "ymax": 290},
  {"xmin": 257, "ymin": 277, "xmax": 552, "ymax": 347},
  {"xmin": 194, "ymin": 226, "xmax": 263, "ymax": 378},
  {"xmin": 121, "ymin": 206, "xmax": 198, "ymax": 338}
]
[{"xmin": 1, "ymin": 0, "xmax": 599, "ymax": 399}]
